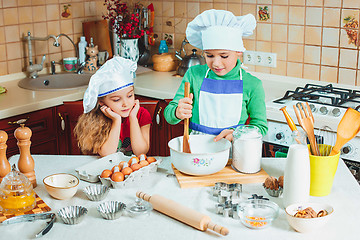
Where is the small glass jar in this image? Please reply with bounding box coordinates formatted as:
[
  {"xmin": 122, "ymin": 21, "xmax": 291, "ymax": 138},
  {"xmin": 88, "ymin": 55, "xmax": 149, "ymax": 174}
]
[
  {"xmin": 158, "ymin": 40, "xmax": 169, "ymax": 54},
  {"xmin": 0, "ymin": 167, "xmax": 36, "ymax": 214}
]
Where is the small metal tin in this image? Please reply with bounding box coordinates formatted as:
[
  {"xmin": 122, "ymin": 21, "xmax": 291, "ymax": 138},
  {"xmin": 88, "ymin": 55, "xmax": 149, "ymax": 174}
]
[
  {"xmin": 97, "ymin": 201, "xmax": 126, "ymax": 220},
  {"xmin": 223, "ymin": 207, "xmax": 232, "ymax": 218},
  {"xmin": 57, "ymin": 206, "xmax": 88, "ymax": 225},
  {"xmin": 216, "ymin": 204, "xmax": 224, "ymax": 214},
  {"xmin": 83, "ymin": 185, "xmax": 110, "ymax": 201}
]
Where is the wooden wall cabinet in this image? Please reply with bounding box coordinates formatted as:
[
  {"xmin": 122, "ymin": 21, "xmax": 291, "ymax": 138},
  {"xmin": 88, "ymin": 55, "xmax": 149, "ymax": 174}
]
[{"xmin": 0, "ymin": 96, "xmax": 183, "ymax": 157}]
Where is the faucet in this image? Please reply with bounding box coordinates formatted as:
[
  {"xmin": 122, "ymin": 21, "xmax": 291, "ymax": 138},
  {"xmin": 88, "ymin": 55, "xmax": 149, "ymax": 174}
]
[{"xmin": 24, "ymin": 32, "xmax": 82, "ymax": 78}]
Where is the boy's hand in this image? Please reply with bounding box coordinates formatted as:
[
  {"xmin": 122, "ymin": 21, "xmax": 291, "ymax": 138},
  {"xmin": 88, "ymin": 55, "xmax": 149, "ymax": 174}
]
[
  {"xmin": 176, "ymin": 93, "xmax": 193, "ymax": 120},
  {"xmin": 214, "ymin": 129, "xmax": 234, "ymax": 142},
  {"xmin": 100, "ymin": 105, "xmax": 122, "ymax": 123},
  {"xmin": 129, "ymin": 99, "xmax": 140, "ymax": 119}
]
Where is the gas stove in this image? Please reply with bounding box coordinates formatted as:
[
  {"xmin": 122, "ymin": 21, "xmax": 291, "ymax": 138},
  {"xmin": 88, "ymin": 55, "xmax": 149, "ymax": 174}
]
[{"xmin": 264, "ymin": 83, "xmax": 360, "ymax": 183}]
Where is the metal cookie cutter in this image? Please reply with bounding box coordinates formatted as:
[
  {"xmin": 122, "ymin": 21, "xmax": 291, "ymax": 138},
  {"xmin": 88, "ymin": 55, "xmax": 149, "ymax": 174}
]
[
  {"xmin": 212, "ymin": 182, "xmax": 242, "ymax": 219},
  {"xmin": 1, "ymin": 212, "xmax": 56, "ymax": 238}
]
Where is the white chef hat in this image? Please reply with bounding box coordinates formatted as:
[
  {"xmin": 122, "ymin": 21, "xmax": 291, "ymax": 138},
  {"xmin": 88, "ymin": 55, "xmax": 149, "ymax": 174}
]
[
  {"xmin": 83, "ymin": 56, "xmax": 137, "ymax": 113},
  {"xmin": 186, "ymin": 9, "xmax": 256, "ymax": 52}
]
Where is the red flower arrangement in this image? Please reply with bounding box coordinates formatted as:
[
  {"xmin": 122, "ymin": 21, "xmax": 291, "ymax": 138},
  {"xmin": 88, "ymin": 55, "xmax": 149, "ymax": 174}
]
[{"xmin": 103, "ymin": 0, "xmax": 148, "ymax": 39}]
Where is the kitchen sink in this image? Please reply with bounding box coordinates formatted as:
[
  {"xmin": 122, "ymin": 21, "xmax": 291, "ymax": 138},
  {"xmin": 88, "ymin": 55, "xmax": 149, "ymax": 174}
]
[{"xmin": 18, "ymin": 73, "xmax": 93, "ymax": 91}]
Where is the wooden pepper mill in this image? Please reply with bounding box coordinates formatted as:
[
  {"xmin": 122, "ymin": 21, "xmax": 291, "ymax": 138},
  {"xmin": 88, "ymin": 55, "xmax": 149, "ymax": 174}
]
[
  {"xmin": 0, "ymin": 130, "xmax": 11, "ymax": 183},
  {"xmin": 14, "ymin": 124, "xmax": 37, "ymax": 187}
]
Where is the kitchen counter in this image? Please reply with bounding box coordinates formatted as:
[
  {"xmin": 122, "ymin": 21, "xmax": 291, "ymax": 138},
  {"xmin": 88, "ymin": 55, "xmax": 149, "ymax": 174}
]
[
  {"xmin": 3, "ymin": 66, "xmax": 360, "ymax": 120},
  {"xmin": 1, "ymin": 155, "xmax": 359, "ymax": 240}
]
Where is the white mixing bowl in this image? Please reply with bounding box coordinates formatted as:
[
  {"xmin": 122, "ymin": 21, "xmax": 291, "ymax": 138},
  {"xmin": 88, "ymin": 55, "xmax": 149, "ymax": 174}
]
[
  {"xmin": 43, "ymin": 173, "xmax": 79, "ymax": 200},
  {"xmin": 168, "ymin": 135, "xmax": 231, "ymax": 175}
]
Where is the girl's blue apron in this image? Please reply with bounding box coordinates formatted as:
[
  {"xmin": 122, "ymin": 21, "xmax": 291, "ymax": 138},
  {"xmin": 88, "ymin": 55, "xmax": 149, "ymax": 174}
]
[{"xmin": 189, "ymin": 68, "xmax": 243, "ymax": 135}]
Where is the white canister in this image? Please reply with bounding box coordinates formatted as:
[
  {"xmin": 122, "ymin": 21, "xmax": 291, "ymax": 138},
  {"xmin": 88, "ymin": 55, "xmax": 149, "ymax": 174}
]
[
  {"xmin": 283, "ymin": 144, "xmax": 310, "ymax": 208},
  {"xmin": 232, "ymin": 125, "xmax": 263, "ymax": 174}
]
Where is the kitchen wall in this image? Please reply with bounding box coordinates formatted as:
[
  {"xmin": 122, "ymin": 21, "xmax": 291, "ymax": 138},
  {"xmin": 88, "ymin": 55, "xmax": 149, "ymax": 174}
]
[
  {"xmin": 1, "ymin": 0, "xmax": 359, "ymax": 86},
  {"xmin": 0, "ymin": 0, "xmax": 105, "ymax": 75},
  {"xmin": 140, "ymin": 0, "xmax": 360, "ymax": 86}
]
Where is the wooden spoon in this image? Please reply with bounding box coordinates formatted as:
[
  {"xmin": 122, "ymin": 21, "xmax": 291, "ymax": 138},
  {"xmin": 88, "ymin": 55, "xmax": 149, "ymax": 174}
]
[
  {"xmin": 330, "ymin": 108, "xmax": 360, "ymax": 156},
  {"xmin": 183, "ymin": 82, "xmax": 191, "ymax": 153}
]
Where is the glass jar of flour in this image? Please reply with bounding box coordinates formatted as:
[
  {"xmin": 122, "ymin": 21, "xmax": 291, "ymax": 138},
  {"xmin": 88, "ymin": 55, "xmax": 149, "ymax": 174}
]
[{"xmin": 232, "ymin": 125, "xmax": 263, "ymax": 174}]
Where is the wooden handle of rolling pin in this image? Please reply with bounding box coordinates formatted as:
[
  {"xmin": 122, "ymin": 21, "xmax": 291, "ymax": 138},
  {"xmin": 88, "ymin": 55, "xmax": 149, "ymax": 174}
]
[{"xmin": 136, "ymin": 191, "xmax": 229, "ymax": 236}]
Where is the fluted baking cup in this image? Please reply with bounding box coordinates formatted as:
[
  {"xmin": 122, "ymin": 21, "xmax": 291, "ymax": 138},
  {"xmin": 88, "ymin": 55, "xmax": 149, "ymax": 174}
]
[
  {"xmin": 57, "ymin": 206, "xmax": 88, "ymax": 225},
  {"xmin": 83, "ymin": 185, "xmax": 110, "ymax": 201},
  {"xmin": 97, "ymin": 201, "xmax": 126, "ymax": 220}
]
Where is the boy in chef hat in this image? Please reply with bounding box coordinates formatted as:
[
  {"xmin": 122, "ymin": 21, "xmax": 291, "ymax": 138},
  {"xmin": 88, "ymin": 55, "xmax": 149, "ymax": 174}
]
[
  {"xmin": 164, "ymin": 9, "xmax": 268, "ymax": 141},
  {"xmin": 74, "ymin": 56, "xmax": 151, "ymax": 157}
]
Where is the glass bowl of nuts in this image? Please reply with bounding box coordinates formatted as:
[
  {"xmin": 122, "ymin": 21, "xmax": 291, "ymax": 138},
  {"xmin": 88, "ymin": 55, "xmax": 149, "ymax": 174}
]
[
  {"xmin": 285, "ymin": 202, "xmax": 334, "ymax": 233},
  {"xmin": 237, "ymin": 199, "xmax": 279, "ymax": 229}
]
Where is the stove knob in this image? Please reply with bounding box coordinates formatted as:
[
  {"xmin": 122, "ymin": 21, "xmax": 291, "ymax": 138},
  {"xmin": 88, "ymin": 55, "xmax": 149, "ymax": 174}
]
[
  {"xmin": 319, "ymin": 106, "xmax": 328, "ymax": 115},
  {"xmin": 309, "ymin": 104, "xmax": 317, "ymax": 113},
  {"xmin": 332, "ymin": 108, "xmax": 341, "ymax": 117},
  {"xmin": 275, "ymin": 132, "xmax": 284, "ymax": 140},
  {"xmin": 342, "ymin": 145, "xmax": 352, "ymax": 155}
]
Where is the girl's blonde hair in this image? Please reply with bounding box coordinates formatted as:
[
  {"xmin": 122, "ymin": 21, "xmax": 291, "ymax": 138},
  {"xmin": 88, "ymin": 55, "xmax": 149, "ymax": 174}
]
[{"xmin": 74, "ymin": 101, "xmax": 112, "ymax": 154}]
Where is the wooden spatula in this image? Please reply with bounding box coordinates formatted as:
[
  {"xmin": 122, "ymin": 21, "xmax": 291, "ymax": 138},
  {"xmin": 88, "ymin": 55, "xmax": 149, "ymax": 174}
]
[
  {"xmin": 183, "ymin": 82, "xmax": 191, "ymax": 153},
  {"xmin": 330, "ymin": 108, "xmax": 360, "ymax": 156}
]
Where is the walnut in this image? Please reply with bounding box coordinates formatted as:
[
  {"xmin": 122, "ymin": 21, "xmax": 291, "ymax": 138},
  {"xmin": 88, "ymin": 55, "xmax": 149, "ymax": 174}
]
[
  {"xmin": 278, "ymin": 176, "xmax": 284, "ymax": 188},
  {"xmin": 294, "ymin": 207, "xmax": 327, "ymax": 218},
  {"xmin": 264, "ymin": 176, "xmax": 279, "ymax": 190}
]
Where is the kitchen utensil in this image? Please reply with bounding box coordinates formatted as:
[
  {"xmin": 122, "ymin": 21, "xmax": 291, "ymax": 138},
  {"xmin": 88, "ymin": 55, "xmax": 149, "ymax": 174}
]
[
  {"xmin": 1, "ymin": 212, "xmax": 56, "ymax": 238},
  {"xmin": 0, "ymin": 165, "xmax": 36, "ymax": 214},
  {"xmin": 152, "ymin": 53, "xmax": 178, "ymax": 72},
  {"xmin": 43, "ymin": 173, "xmax": 79, "ymax": 200},
  {"xmin": 293, "ymin": 102, "xmax": 320, "ymax": 156},
  {"xmin": 232, "ymin": 125, "xmax": 263, "ymax": 173},
  {"xmin": 285, "ymin": 202, "xmax": 334, "ymax": 233},
  {"xmin": 57, "ymin": 206, "xmax": 88, "ymax": 225},
  {"xmin": 127, "ymin": 197, "xmax": 153, "ymax": 218},
  {"xmin": 147, "ymin": 4, "xmax": 155, "ymax": 46},
  {"xmin": 83, "ymin": 185, "xmax": 110, "ymax": 201},
  {"xmin": 175, "ymin": 39, "xmax": 205, "ymax": 76},
  {"xmin": 280, "ymin": 106, "xmax": 303, "ymax": 144},
  {"xmin": 172, "ymin": 164, "xmax": 268, "ymax": 188},
  {"xmin": 315, "ymin": 126, "xmax": 335, "ymax": 156},
  {"xmin": 329, "ymin": 108, "xmax": 360, "ymax": 156},
  {"xmin": 82, "ymin": 20, "xmax": 113, "ymax": 58},
  {"xmin": 0, "ymin": 130, "xmax": 10, "ymax": 182},
  {"xmin": 309, "ymin": 147, "xmax": 340, "ymax": 196},
  {"xmin": 169, "ymin": 135, "xmax": 231, "ymax": 175},
  {"xmin": 183, "ymin": 82, "xmax": 191, "ymax": 153},
  {"xmin": 136, "ymin": 191, "xmax": 229, "ymax": 236},
  {"xmin": 237, "ymin": 199, "xmax": 279, "ymax": 229},
  {"xmin": 97, "ymin": 201, "xmax": 126, "ymax": 220}
]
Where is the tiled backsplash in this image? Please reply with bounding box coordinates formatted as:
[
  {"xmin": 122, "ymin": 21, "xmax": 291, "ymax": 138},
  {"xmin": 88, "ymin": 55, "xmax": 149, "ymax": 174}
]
[
  {"xmin": 0, "ymin": 0, "xmax": 105, "ymax": 75},
  {"xmin": 141, "ymin": 0, "xmax": 360, "ymax": 86},
  {"xmin": 1, "ymin": 0, "xmax": 360, "ymax": 86}
]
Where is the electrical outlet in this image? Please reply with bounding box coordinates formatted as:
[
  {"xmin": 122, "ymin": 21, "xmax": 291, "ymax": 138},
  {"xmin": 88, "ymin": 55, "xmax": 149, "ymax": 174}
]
[
  {"xmin": 243, "ymin": 51, "xmax": 277, "ymax": 68},
  {"xmin": 163, "ymin": 33, "xmax": 174, "ymax": 48}
]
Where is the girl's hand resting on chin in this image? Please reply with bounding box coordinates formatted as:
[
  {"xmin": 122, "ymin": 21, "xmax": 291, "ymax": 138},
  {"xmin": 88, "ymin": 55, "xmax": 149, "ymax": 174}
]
[
  {"xmin": 176, "ymin": 93, "xmax": 193, "ymax": 120},
  {"xmin": 129, "ymin": 99, "xmax": 140, "ymax": 119},
  {"xmin": 100, "ymin": 105, "xmax": 121, "ymax": 122}
]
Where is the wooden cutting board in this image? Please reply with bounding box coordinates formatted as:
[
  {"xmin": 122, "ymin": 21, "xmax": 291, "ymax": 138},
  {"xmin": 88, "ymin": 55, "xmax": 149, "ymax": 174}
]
[
  {"xmin": 172, "ymin": 162, "xmax": 269, "ymax": 189},
  {"xmin": 82, "ymin": 19, "xmax": 113, "ymax": 58}
]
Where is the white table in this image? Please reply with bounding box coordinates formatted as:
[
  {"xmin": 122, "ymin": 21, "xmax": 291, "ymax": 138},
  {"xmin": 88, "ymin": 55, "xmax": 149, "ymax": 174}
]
[{"xmin": 1, "ymin": 155, "xmax": 359, "ymax": 240}]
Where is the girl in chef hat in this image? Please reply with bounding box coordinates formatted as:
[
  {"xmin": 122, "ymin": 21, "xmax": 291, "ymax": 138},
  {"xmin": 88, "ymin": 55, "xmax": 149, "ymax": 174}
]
[
  {"xmin": 164, "ymin": 9, "xmax": 268, "ymax": 141},
  {"xmin": 74, "ymin": 56, "xmax": 152, "ymax": 157}
]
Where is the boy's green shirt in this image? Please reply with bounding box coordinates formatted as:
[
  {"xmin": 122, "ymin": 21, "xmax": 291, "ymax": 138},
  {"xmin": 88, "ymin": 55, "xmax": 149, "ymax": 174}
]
[{"xmin": 164, "ymin": 60, "xmax": 268, "ymax": 136}]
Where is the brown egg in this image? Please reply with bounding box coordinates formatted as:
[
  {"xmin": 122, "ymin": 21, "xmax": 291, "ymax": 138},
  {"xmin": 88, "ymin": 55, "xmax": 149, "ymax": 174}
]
[
  {"xmin": 131, "ymin": 163, "xmax": 142, "ymax": 171},
  {"xmin": 111, "ymin": 172, "xmax": 124, "ymax": 182},
  {"xmin": 111, "ymin": 165, "xmax": 120, "ymax": 173},
  {"xmin": 100, "ymin": 169, "xmax": 112, "ymax": 178},
  {"xmin": 129, "ymin": 156, "xmax": 139, "ymax": 166},
  {"xmin": 147, "ymin": 157, "xmax": 157, "ymax": 164},
  {"xmin": 138, "ymin": 153, "xmax": 147, "ymax": 161},
  {"xmin": 119, "ymin": 161, "xmax": 126, "ymax": 170},
  {"xmin": 122, "ymin": 166, "xmax": 133, "ymax": 176},
  {"xmin": 139, "ymin": 160, "xmax": 149, "ymax": 167}
]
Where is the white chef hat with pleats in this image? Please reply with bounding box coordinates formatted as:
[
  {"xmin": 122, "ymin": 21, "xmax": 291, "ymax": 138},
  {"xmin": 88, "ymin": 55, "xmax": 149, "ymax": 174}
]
[
  {"xmin": 83, "ymin": 56, "xmax": 137, "ymax": 113},
  {"xmin": 186, "ymin": 9, "xmax": 256, "ymax": 52}
]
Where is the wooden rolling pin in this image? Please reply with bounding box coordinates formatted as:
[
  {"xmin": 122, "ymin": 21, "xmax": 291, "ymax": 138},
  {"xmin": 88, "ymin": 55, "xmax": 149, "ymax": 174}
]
[{"xmin": 136, "ymin": 191, "xmax": 229, "ymax": 236}]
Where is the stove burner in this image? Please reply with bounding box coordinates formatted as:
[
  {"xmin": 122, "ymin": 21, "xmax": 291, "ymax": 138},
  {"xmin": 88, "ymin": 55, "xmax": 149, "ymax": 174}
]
[{"xmin": 273, "ymin": 83, "xmax": 360, "ymax": 108}]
